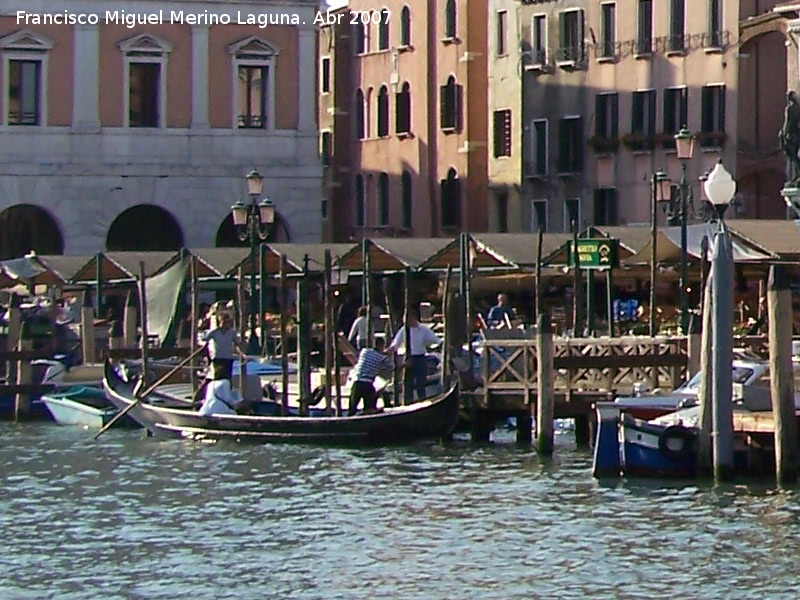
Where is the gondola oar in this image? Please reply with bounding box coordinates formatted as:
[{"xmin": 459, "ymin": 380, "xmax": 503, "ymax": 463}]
[{"xmin": 95, "ymin": 345, "xmax": 206, "ymax": 440}]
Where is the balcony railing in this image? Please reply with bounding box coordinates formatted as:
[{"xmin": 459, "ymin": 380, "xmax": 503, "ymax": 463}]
[{"xmin": 238, "ymin": 114, "xmax": 265, "ymax": 129}]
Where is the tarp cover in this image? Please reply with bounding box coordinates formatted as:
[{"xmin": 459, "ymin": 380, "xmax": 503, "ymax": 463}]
[
  {"xmin": 146, "ymin": 256, "xmax": 188, "ymax": 347},
  {"xmin": 1, "ymin": 257, "xmax": 45, "ymax": 280}
]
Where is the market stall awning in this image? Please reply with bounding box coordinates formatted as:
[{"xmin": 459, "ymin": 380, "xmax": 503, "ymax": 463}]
[
  {"xmin": 155, "ymin": 247, "xmax": 252, "ymax": 279},
  {"xmin": 71, "ymin": 251, "xmax": 177, "ymax": 283},
  {"xmin": 234, "ymin": 242, "xmax": 357, "ymax": 276},
  {"xmin": 626, "ymin": 223, "xmax": 777, "ymax": 265},
  {"xmin": 724, "ymin": 219, "xmax": 800, "ymax": 261},
  {"xmin": 337, "ymin": 238, "xmax": 450, "ymax": 272}
]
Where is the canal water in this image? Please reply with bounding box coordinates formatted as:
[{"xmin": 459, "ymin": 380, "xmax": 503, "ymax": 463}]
[{"xmin": 1, "ymin": 423, "xmax": 799, "ymax": 599}]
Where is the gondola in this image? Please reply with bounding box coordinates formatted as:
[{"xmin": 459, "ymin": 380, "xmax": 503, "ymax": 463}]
[{"xmin": 103, "ymin": 360, "xmax": 460, "ymax": 445}]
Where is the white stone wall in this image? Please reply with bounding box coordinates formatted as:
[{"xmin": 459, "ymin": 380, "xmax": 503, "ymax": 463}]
[{"xmin": 0, "ymin": 0, "xmax": 323, "ymax": 251}]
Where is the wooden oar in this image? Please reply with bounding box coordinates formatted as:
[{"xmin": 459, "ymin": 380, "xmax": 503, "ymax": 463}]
[{"xmin": 95, "ymin": 346, "xmax": 205, "ymax": 440}]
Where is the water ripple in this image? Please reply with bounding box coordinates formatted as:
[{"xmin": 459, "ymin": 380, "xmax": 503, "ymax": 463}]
[{"xmin": 0, "ymin": 423, "xmax": 798, "ymax": 598}]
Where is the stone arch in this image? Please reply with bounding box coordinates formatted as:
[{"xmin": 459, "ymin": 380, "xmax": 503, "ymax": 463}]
[
  {"xmin": 215, "ymin": 212, "xmax": 291, "ymax": 247},
  {"xmin": 106, "ymin": 204, "xmax": 184, "ymax": 251},
  {"xmin": 0, "ymin": 204, "xmax": 64, "ymax": 259}
]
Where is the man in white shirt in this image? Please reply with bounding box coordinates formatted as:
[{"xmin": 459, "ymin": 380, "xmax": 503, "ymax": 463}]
[
  {"xmin": 201, "ymin": 311, "xmax": 248, "ymax": 381},
  {"xmin": 347, "ymin": 306, "xmax": 370, "ymax": 350},
  {"xmin": 389, "ymin": 309, "xmax": 441, "ymax": 402}
]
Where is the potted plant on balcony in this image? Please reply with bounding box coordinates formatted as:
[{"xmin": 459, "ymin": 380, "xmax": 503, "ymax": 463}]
[
  {"xmin": 587, "ymin": 135, "xmax": 620, "ymax": 153},
  {"xmin": 621, "ymin": 133, "xmax": 653, "ymax": 152}
]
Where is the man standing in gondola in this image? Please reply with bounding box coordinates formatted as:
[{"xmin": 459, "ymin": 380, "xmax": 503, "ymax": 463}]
[
  {"xmin": 348, "ymin": 337, "xmax": 393, "ymax": 416},
  {"xmin": 202, "ymin": 310, "xmax": 248, "ymax": 381}
]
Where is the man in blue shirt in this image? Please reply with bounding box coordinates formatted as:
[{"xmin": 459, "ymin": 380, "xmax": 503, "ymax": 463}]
[
  {"xmin": 348, "ymin": 337, "xmax": 393, "ymax": 416},
  {"xmin": 486, "ymin": 293, "xmax": 514, "ymax": 328}
]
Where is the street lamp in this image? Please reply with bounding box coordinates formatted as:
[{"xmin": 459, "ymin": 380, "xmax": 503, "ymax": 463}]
[
  {"xmin": 703, "ymin": 160, "xmax": 737, "ymax": 221},
  {"xmin": 231, "ymin": 168, "xmax": 276, "ymax": 355}
]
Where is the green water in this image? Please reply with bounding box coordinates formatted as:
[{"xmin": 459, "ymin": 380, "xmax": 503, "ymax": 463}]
[{"xmin": 0, "ymin": 424, "xmax": 798, "ymax": 599}]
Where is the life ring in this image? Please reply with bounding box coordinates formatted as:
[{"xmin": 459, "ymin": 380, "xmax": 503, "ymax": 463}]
[{"xmin": 658, "ymin": 425, "xmax": 696, "ymax": 461}]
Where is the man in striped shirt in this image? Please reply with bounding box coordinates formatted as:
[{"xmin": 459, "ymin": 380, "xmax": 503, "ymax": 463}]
[{"xmin": 348, "ymin": 337, "xmax": 393, "ymax": 416}]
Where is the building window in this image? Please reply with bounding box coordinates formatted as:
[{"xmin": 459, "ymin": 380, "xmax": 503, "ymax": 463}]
[
  {"xmin": 637, "ymin": 0, "xmax": 653, "ymax": 55},
  {"xmin": 531, "ymin": 199, "xmax": 548, "ymax": 232},
  {"xmin": 321, "ymin": 198, "xmax": 328, "ymax": 220},
  {"xmin": 493, "ymin": 109, "xmax": 512, "ymax": 158},
  {"xmin": 8, "ymin": 60, "xmax": 41, "ymax": 125},
  {"xmin": 354, "ymin": 22, "xmax": 366, "ymax": 54},
  {"xmin": 564, "ymin": 198, "xmax": 580, "ymax": 232},
  {"xmin": 401, "ymin": 170, "xmax": 412, "ymax": 229},
  {"xmin": 631, "ymin": 89, "xmax": 656, "ymax": 148},
  {"xmin": 529, "ymin": 119, "xmax": 548, "ymax": 176},
  {"xmin": 229, "ymin": 36, "xmax": 278, "ymax": 130},
  {"xmin": 495, "ymin": 190, "xmax": 509, "ymax": 233},
  {"xmin": 320, "ymin": 56, "xmax": 330, "ymax": 93},
  {"xmin": 708, "ymin": 0, "xmax": 723, "ymax": 48},
  {"xmin": 400, "ymin": 6, "xmax": 411, "ymax": 47},
  {"xmin": 378, "ymin": 173, "xmax": 390, "ymax": 226},
  {"xmin": 663, "ymin": 87, "xmax": 688, "ymax": 142},
  {"xmin": 600, "ymin": 3, "xmax": 615, "ymax": 58},
  {"xmin": 669, "ymin": 0, "xmax": 685, "ymax": 52},
  {"xmin": 440, "ymin": 75, "xmax": 463, "ymax": 132},
  {"xmin": 441, "ymin": 168, "xmax": 460, "ymax": 228},
  {"xmin": 557, "ymin": 10, "xmax": 584, "ymax": 63},
  {"xmin": 396, "ymin": 82, "xmax": 411, "ymax": 134},
  {"xmin": 558, "ymin": 117, "xmax": 583, "ymax": 173},
  {"xmin": 119, "ymin": 33, "xmax": 173, "ymax": 128},
  {"xmin": 355, "ymin": 89, "xmax": 365, "ymax": 139},
  {"xmin": 593, "ymin": 188, "xmax": 618, "ymax": 225},
  {"xmin": 445, "ymin": 0, "xmax": 457, "ymax": 39},
  {"xmin": 320, "ymin": 131, "xmax": 332, "ymax": 167},
  {"xmin": 496, "ymin": 11, "xmax": 507, "ymax": 56},
  {"xmin": 0, "ymin": 29, "xmax": 54, "ymax": 127},
  {"xmin": 701, "ymin": 84, "xmax": 725, "ymax": 147},
  {"xmin": 378, "ymin": 8, "xmax": 390, "ymax": 50},
  {"xmin": 531, "ymin": 15, "xmax": 547, "ymax": 64},
  {"xmin": 377, "ymin": 85, "xmax": 389, "ymax": 137},
  {"xmin": 355, "ymin": 175, "xmax": 365, "ymax": 227},
  {"xmin": 595, "ymin": 93, "xmax": 619, "ymax": 140}
]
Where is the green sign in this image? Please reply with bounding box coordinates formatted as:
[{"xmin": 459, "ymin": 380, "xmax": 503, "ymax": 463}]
[{"xmin": 568, "ymin": 238, "xmax": 619, "ymax": 269}]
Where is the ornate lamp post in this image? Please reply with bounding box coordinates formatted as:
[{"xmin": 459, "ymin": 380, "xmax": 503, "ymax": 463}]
[{"xmin": 231, "ymin": 169, "xmax": 275, "ymax": 355}]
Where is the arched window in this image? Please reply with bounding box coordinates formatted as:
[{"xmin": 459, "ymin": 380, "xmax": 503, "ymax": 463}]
[
  {"xmin": 365, "ymin": 87, "xmax": 373, "ymax": 137},
  {"xmin": 400, "ymin": 6, "xmax": 411, "ymax": 47},
  {"xmin": 378, "ymin": 173, "xmax": 390, "ymax": 226},
  {"xmin": 377, "ymin": 85, "xmax": 389, "ymax": 137},
  {"xmin": 396, "ymin": 82, "xmax": 411, "ymax": 134},
  {"xmin": 355, "ymin": 174, "xmax": 365, "ymax": 227},
  {"xmin": 378, "ymin": 8, "xmax": 390, "ymax": 50},
  {"xmin": 401, "ymin": 170, "xmax": 412, "ymax": 230},
  {"xmin": 355, "ymin": 89, "xmax": 365, "ymax": 139},
  {"xmin": 440, "ymin": 167, "xmax": 461, "ymax": 228},
  {"xmin": 354, "ymin": 22, "xmax": 366, "ymax": 54},
  {"xmin": 444, "ymin": 0, "xmax": 457, "ymax": 39},
  {"xmin": 439, "ymin": 75, "xmax": 462, "ymax": 131}
]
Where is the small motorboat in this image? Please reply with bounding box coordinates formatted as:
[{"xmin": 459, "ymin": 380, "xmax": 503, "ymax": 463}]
[{"xmin": 38, "ymin": 385, "xmax": 140, "ymax": 428}]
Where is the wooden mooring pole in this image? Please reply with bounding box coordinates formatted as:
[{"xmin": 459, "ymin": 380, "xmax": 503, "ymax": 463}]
[
  {"xmin": 535, "ymin": 228, "xmax": 544, "ymax": 320},
  {"xmin": 279, "ymin": 254, "xmax": 289, "ymax": 416},
  {"xmin": 440, "ymin": 265, "xmax": 451, "ymax": 389},
  {"xmin": 14, "ymin": 321, "xmax": 33, "ymax": 421},
  {"xmin": 81, "ymin": 290, "xmax": 95, "ymax": 364},
  {"xmin": 535, "ymin": 313, "xmax": 555, "ymax": 455},
  {"xmin": 138, "ymin": 261, "xmax": 151, "ymax": 387},
  {"xmin": 767, "ymin": 264, "xmax": 799, "ymax": 483},
  {"xmin": 403, "ymin": 266, "xmax": 412, "ymax": 405},
  {"xmin": 323, "ymin": 249, "xmax": 334, "ymax": 414},
  {"xmin": 297, "ymin": 255, "xmax": 312, "ymax": 414},
  {"xmin": 189, "ymin": 254, "xmax": 198, "ymax": 394}
]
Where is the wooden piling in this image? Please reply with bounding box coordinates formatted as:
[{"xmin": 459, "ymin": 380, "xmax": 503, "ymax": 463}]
[
  {"xmin": 81, "ymin": 291, "xmax": 95, "ymax": 364},
  {"xmin": 138, "ymin": 262, "xmax": 151, "ymax": 386},
  {"xmin": 323, "ymin": 249, "xmax": 334, "ymax": 414},
  {"xmin": 123, "ymin": 290, "xmax": 137, "ymax": 347},
  {"xmin": 572, "ymin": 222, "xmax": 583, "ymax": 335},
  {"xmin": 768, "ymin": 264, "xmax": 799, "ymax": 483},
  {"xmin": 94, "ymin": 251, "xmax": 103, "ymax": 319},
  {"xmin": 237, "ymin": 265, "xmax": 247, "ymax": 341},
  {"xmin": 686, "ymin": 313, "xmax": 702, "ymax": 377},
  {"xmin": 189, "ymin": 254, "xmax": 198, "ymax": 393},
  {"xmin": 535, "ymin": 228, "xmax": 544, "ymax": 319},
  {"xmin": 297, "ymin": 255, "xmax": 312, "ymax": 413},
  {"xmin": 14, "ymin": 322, "xmax": 33, "ymax": 421},
  {"xmin": 403, "ymin": 266, "xmax": 412, "ymax": 405},
  {"xmin": 440, "ymin": 265, "xmax": 452, "ymax": 389},
  {"xmin": 279, "ymin": 253, "xmax": 289, "ymax": 416},
  {"xmin": 535, "ymin": 313, "xmax": 555, "ymax": 455},
  {"xmin": 333, "ymin": 291, "xmax": 343, "ymax": 414},
  {"xmin": 362, "ymin": 239, "xmax": 373, "ymax": 346}
]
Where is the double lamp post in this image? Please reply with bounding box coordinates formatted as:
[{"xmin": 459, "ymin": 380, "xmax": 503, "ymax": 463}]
[
  {"xmin": 231, "ymin": 169, "xmax": 275, "ymax": 355},
  {"xmin": 649, "ymin": 127, "xmax": 725, "ymax": 336}
]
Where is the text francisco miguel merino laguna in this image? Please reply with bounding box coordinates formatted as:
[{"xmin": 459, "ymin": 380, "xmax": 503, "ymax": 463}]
[{"xmin": 16, "ymin": 10, "xmax": 302, "ymax": 27}]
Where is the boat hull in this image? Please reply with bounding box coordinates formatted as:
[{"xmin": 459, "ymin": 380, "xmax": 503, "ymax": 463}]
[
  {"xmin": 39, "ymin": 386, "xmax": 140, "ymax": 428},
  {"xmin": 103, "ymin": 361, "xmax": 460, "ymax": 445}
]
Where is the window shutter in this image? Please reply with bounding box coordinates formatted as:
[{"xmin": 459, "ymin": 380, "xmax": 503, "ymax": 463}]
[
  {"xmin": 455, "ymin": 84, "xmax": 464, "ymax": 131},
  {"xmin": 452, "ymin": 177, "xmax": 461, "ymax": 226},
  {"xmin": 679, "ymin": 88, "xmax": 688, "ymax": 129},
  {"xmin": 558, "ymin": 13, "xmax": 567, "ymax": 50},
  {"xmin": 610, "ymin": 94, "xmax": 619, "ymax": 138},
  {"xmin": 440, "ymin": 178, "xmax": 449, "ymax": 227},
  {"xmin": 440, "ymin": 84, "xmax": 448, "ymax": 128},
  {"xmin": 631, "ymin": 93, "xmax": 642, "ymax": 134},
  {"xmin": 608, "ymin": 189, "xmax": 618, "ymax": 225},
  {"xmin": 558, "ymin": 119, "xmax": 568, "ymax": 171},
  {"xmin": 647, "ymin": 91, "xmax": 656, "ymax": 136},
  {"xmin": 717, "ymin": 85, "xmax": 726, "ymax": 132},
  {"xmin": 701, "ymin": 86, "xmax": 710, "ymax": 131},
  {"xmin": 574, "ymin": 118, "xmax": 584, "ymax": 170},
  {"xmin": 577, "ymin": 10, "xmax": 585, "ymax": 60},
  {"xmin": 595, "ymin": 95, "xmax": 606, "ymax": 137}
]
